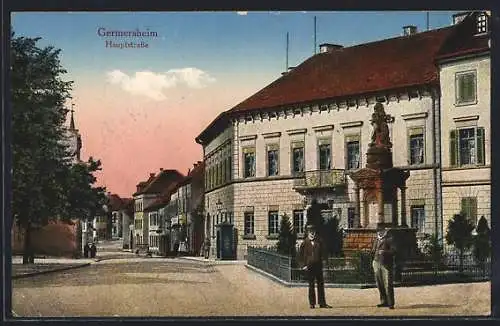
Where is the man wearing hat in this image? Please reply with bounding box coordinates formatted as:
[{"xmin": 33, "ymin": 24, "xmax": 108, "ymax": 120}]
[
  {"xmin": 298, "ymin": 224, "xmax": 331, "ymax": 309},
  {"xmin": 371, "ymin": 226, "xmax": 396, "ymax": 309}
]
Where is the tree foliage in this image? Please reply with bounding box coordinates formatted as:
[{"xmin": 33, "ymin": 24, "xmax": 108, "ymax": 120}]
[
  {"xmin": 276, "ymin": 213, "xmax": 297, "ymax": 257},
  {"xmin": 323, "ymin": 216, "xmax": 343, "ymax": 257},
  {"xmin": 11, "ymin": 33, "xmax": 106, "ymax": 263},
  {"xmin": 421, "ymin": 233, "xmax": 444, "ymax": 268},
  {"xmin": 472, "ymin": 216, "xmax": 490, "ymax": 273},
  {"xmin": 445, "ymin": 213, "xmax": 475, "ymax": 272}
]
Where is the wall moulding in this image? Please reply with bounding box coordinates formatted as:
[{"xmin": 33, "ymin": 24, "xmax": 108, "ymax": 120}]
[{"xmin": 313, "ymin": 124, "xmax": 334, "ymax": 132}]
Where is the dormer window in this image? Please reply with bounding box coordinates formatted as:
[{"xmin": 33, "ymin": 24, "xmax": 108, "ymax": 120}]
[{"xmin": 477, "ymin": 13, "xmax": 488, "ymax": 34}]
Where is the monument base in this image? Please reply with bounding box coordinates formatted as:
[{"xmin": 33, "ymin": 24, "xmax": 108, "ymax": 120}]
[{"xmin": 342, "ymin": 226, "xmax": 419, "ymax": 260}]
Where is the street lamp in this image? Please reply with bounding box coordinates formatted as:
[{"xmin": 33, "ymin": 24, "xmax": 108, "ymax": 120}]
[{"xmin": 216, "ymin": 199, "xmax": 223, "ymax": 225}]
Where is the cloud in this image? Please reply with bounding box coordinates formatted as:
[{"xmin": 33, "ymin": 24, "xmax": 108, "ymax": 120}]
[
  {"xmin": 237, "ymin": 11, "xmax": 248, "ymax": 16},
  {"xmin": 106, "ymin": 68, "xmax": 216, "ymax": 101}
]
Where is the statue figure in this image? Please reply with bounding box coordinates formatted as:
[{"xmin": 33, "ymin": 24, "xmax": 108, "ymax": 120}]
[{"xmin": 369, "ymin": 103, "xmax": 393, "ymax": 149}]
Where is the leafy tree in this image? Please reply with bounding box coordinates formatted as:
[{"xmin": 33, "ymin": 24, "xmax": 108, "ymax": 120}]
[
  {"xmin": 306, "ymin": 199, "xmax": 324, "ymax": 230},
  {"xmin": 472, "ymin": 216, "xmax": 491, "ymax": 275},
  {"xmin": 323, "ymin": 216, "xmax": 343, "ymax": 257},
  {"xmin": 11, "ymin": 33, "xmax": 105, "ymax": 263},
  {"xmin": 422, "ymin": 233, "xmax": 444, "ymax": 269},
  {"xmin": 445, "ymin": 213, "xmax": 475, "ymax": 272},
  {"xmin": 276, "ymin": 213, "xmax": 297, "ymax": 257}
]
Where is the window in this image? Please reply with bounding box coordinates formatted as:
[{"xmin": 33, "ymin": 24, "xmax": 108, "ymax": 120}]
[
  {"xmin": 455, "ymin": 71, "xmax": 477, "ymax": 105},
  {"xmin": 318, "ymin": 143, "xmax": 331, "ymax": 170},
  {"xmin": 409, "ymin": 132, "xmax": 424, "ymax": 165},
  {"xmin": 244, "ymin": 212, "xmax": 254, "ymax": 236},
  {"xmin": 450, "ymin": 127, "xmax": 485, "ymax": 167},
  {"xmin": 292, "ymin": 145, "xmax": 305, "ymax": 175},
  {"xmin": 410, "ymin": 205, "xmax": 425, "ymax": 233},
  {"xmin": 346, "ymin": 140, "xmax": 360, "ymax": 170},
  {"xmin": 227, "ymin": 156, "xmax": 232, "ymax": 181},
  {"xmin": 348, "ymin": 207, "xmax": 355, "ymax": 228},
  {"xmin": 293, "ymin": 210, "xmax": 304, "ymax": 234},
  {"xmin": 268, "ymin": 211, "xmax": 279, "ymax": 235},
  {"xmin": 243, "ymin": 148, "xmax": 256, "ymax": 178},
  {"xmin": 267, "ymin": 146, "xmax": 279, "ymax": 176},
  {"xmin": 461, "ymin": 197, "xmax": 477, "ymax": 225},
  {"xmin": 477, "ymin": 13, "xmax": 488, "ymax": 34}
]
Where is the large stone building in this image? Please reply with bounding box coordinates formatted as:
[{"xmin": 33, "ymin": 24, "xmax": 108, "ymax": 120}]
[{"xmin": 195, "ymin": 11, "xmax": 491, "ymax": 260}]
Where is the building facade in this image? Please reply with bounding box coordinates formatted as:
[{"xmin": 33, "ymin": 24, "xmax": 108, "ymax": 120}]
[
  {"xmin": 437, "ymin": 11, "xmax": 491, "ymax": 235},
  {"xmin": 133, "ymin": 169, "xmax": 184, "ymax": 250},
  {"xmin": 196, "ymin": 11, "xmax": 491, "ymax": 260}
]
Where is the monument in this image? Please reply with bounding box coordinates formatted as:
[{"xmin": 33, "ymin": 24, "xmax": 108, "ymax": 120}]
[{"xmin": 344, "ymin": 102, "xmax": 418, "ymax": 277}]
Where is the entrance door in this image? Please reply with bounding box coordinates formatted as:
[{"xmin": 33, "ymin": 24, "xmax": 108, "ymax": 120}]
[{"xmin": 216, "ymin": 230, "xmax": 221, "ymax": 259}]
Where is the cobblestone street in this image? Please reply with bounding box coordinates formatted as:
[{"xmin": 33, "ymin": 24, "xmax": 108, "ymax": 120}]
[{"xmin": 12, "ymin": 259, "xmax": 490, "ymax": 317}]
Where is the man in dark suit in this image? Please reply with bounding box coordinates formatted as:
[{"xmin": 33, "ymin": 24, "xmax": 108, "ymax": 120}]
[
  {"xmin": 371, "ymin": 226, "xmax": 396, "ymax": 309},
  {"xmin": 298, "ymin": 224, "xmax": 331, "ymax": 309}
]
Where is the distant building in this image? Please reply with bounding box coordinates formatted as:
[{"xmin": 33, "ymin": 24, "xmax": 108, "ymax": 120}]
[{"xmin": 132, "ymin": 169, "xmax": 184, "ymax": 250}]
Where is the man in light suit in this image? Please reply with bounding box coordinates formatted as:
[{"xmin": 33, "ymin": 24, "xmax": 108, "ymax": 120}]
[
  {"xmin": 371, "ymin": 226, "xmax": 396, "ymax": 309},
  {"xmin": 298, "ymin": 224, "xmax": 331, "ymax": 309}
]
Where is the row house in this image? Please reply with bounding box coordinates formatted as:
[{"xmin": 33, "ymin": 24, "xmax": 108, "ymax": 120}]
[
  {"xmin": 132, "ymin": 169, "xmax": 184, "ymax": 249},
  {"xmin": 195, "ymin": 11, "xmax": 491, "ymax": 259},
  {"xmin": 163, "ymin": 161, "xmax": 205, "ymax": 255}
]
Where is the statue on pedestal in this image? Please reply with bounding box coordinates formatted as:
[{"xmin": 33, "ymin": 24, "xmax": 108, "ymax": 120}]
[{"xmin": 369, "ymin": 102, "xmax": 393, "ymax": 149}]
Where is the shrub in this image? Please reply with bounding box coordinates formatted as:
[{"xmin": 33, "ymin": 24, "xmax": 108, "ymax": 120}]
[{"xmin": 445, "ymin": 213, "xmax": 474, "ymax": 272}]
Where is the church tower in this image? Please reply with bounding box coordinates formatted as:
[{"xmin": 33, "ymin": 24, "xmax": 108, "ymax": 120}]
[{"xmin": 67, "ymin": 103, "xmax": 82, "ymax": 163}]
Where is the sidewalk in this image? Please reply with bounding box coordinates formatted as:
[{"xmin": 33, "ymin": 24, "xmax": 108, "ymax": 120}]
[{"xmin": 177, "ymin": 256, "xmax": 247, "ymax": 265}]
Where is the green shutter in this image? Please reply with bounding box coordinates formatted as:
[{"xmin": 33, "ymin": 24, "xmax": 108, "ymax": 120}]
[
  {"xmin": 477, "ymin": 127, "xmax": 485, "ymax": 165},
  {"xmin": 450, "ymin": 130, "xmax": 458, "ymax": 167}
]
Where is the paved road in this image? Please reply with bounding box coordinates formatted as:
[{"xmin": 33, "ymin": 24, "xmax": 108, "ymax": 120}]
[{"xmin": 12, "ymin": 259, "xmax": 490, "ymax": 317}]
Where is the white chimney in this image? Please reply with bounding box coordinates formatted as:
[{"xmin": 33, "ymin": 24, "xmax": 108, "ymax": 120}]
[
  {"xmin": 319, "ymin": 43, "xmax": 343, "ymax": 53},
  {"xmin": 402, "ymin": 25, "xmax": 417, "ymax": 36}
]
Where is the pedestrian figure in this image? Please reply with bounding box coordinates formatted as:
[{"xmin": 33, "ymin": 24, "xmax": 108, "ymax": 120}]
[
  {"xmin": 371, "ymin": 226, "xmax": 396, "ymax": 309},
  {"xmin": 83, "ymin": 243, "xmax": 90, "ymax": 258},
  {"xmin": 90, "ymin": 243, "xmax": 97, "ymax": 258},
  {"xmin": 298, "ymin": 224, "xmax": 331, "ymax": 309}
]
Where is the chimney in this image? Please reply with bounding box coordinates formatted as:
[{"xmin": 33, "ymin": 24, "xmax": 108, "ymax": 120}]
[
  {"xmin": 402, "ymin": 25, "xmax": 417, "ymax": 36},
  {"xmin": 319, "ymin": 43, "xmax": 343, "ymax": 53},
  {"xmin": 160, "ymin": 168, "xmax": 163, "ymax": 171},
  {"xmin": 452, "ymin": 12, "xmax": 469, "ymax": 25}
]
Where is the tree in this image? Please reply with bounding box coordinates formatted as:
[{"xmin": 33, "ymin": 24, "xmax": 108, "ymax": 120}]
[
  {"xmin": 306, "ymin": 199, "xmax": 324, "ymax": 233},
  {"xmin": 276, "ymin": 213, "xmax": 297, "ymax": 257},
  {"xmin": 445, "ymin": 213, "xmax": 475, "ymax": 273},
  {"xmin": 472, "ymin": 216, "xmax": 490, "ymax": 275},
  {"xmin": 11, "ymin": 33, "xmax": 105, "ymax": 263},
  {"xmin": 323, "ymin": 216, "xmax": 343, "ymax": 257},
  {"xmin": 422, "ymin": 233, "xmax": 444, "ymax": 269}
]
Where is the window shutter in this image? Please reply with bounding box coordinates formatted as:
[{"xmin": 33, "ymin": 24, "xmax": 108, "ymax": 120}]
[
  {"xmin": 450, "ymin": 130, "xmax": 458, "ymax": 167},
  {"xmin": 476, "ymin": 127, "xmax": 485, "ymax": 165}
]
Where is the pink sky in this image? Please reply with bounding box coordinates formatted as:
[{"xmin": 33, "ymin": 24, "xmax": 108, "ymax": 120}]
[{"xmin": 71, "ymin": 75, "xmax": 263, "ymax": 198}]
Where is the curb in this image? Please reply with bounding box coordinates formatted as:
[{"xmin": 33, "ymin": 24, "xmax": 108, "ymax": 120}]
[
  {"xmin": 245, "ymin": 264, "xmax": 376, "ymax": 289},
  {"xmin": 12, "ymin": 263, "xmax": 92, "ymax": 280}
]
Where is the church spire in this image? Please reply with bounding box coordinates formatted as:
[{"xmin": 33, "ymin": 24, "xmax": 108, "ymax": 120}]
[{"xmin": 70, "ymin": 103, "xmax": 76, "ymax": 130}]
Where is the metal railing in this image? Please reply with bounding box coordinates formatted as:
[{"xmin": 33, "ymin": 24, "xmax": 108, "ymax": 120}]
[
  {"xmin": 293, "ymin": 169, "xmax": 346, "ymax": 189},
  {"xmin": 247, "ymin": 247, "xmax": 490, "ymax": 286}
]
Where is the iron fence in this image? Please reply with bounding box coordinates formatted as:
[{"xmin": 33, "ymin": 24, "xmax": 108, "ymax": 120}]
[{"xmin": 247, "ymin": 246, "xmax": 490, "ymax": 286}]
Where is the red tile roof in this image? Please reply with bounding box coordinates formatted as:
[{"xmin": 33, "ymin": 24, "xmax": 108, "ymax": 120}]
[
  {"xmin": 229, "ymin": 27, "xmax": 452, "ymax": 114},
  {"xmin": 107, "ymin": 194, "xmax": 123, "ymax": 211},
  {"xmin": 436, "ymin": 12, "xmax": 489, "ymax": 61},
  {"xmin": 196, "ymin": 13, "xmax": 489, "ymax": 145},
  {"xmin": 133, "ymin": 169, "xmax": 184, "ymax": 196}
]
